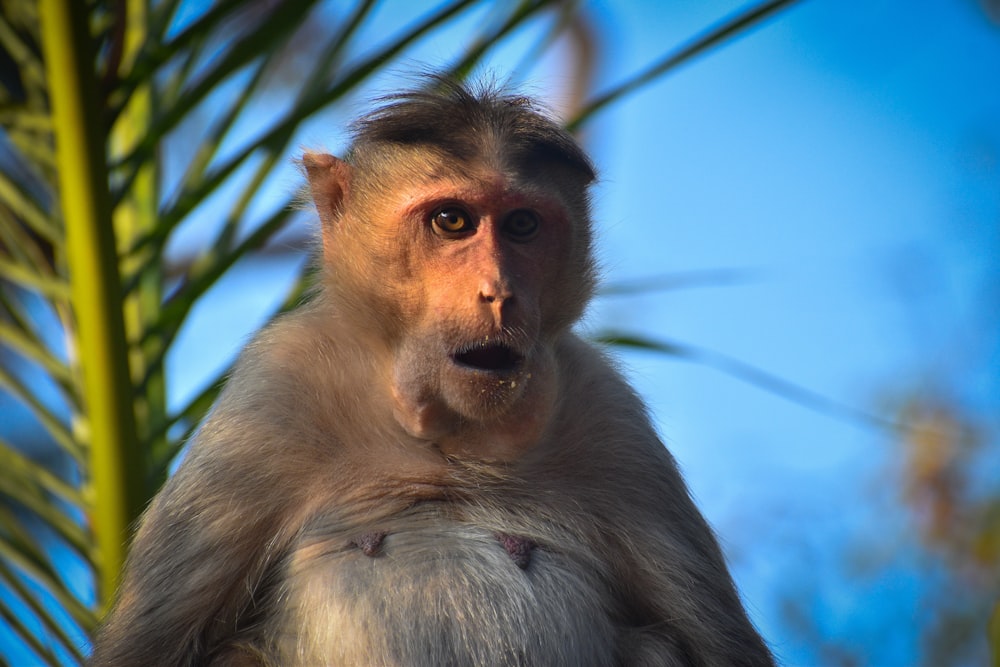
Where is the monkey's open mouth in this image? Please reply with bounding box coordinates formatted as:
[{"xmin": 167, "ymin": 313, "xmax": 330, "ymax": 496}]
[{"xmin": 453, "ymin": 342, "xmax": 523, "ymax": 373}]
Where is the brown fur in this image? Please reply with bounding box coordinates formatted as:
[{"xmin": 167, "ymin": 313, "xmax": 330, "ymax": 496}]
[{"xmin": 90, "ymin": 79, "xmax": 774, "ymax": 667}]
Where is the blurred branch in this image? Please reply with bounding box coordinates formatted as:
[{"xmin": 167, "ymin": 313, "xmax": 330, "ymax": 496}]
[
  {"xmin": 0, "ymin": 257, "xmax": 69, "ymax": 301},
  {"xmin": 567, "ymin": 0, "xmax": 802, "ymax": 131},
  {"xmin": 0, "ymin": 518, "xmax": 96, "ymax": 635},
  {"xmin": 595, "ymin": 331, "xmax": 902, "ymax": 433},
  {"xmin": 0, "ymin": 171, "xmax": 58, "ymax": 245},
  {"xmin": 598, "ymin": 268, "xmax": 761, "ymax": 297},
  {"xmin": 0, "ymin": 437, "xmax": 82, "ymax": 506},
  {"xmin": 114, "ymin": 0, "xmax": 321, "ymax": 171},
  {"xmin": 0, "ymin": 585, "xmax": 64, "ymax": 665},
  {"xmin": 445, "ymin": 0, "xmax": 552, "ymax": 80},
  {"xmin": 0, "ymin": 365, "xmax": 78, "ymax": 459},
  {"xmin": 981, "ymin": 0, "xmax": 1000, "ymax": 25}
]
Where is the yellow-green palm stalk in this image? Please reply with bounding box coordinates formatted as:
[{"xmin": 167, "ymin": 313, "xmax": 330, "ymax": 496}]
[{"xmin": 40, "ymin": 0, "xmax": 144, "ymax": 607}]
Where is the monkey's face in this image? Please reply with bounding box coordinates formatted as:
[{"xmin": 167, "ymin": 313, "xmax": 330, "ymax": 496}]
[
  {"xmin": 378, "ymin": 167, "xmax": 573, "ymax": 444},
  {"xmin": 306, "ymin": 151, "xmax": 592, "ymax": 457}
]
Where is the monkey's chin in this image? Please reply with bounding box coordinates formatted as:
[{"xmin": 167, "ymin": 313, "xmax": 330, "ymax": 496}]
[
  {"xmin": 439, "ymin": 362, "xmax": 529, "ymax": 421},
  {"xmin": 391, "ymin": 359, "xmax": 534, "ymax": 440},
  {"xmin": 390, "ymin": 331, "xmax": 558, "ymax": 452}
]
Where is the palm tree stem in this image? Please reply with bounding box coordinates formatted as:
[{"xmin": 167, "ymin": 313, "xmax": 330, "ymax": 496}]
[{"xmin": 40, "ymin": 0, "xmax": 144, "ymax": 610}]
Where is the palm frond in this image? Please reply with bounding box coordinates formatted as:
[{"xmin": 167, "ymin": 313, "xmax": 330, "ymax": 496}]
[
  {"xmin": 594, "ymin": 331, "xmax": 897, "ymax": 431},
  {"xmin": 567, "ymin": 0, "xmax": 803, "ymax": 131}
]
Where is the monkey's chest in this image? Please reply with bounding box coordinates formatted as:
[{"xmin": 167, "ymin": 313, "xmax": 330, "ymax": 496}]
[{"xmin": 273, "ymin": 513, "xmax": 618, "ymax": 666}]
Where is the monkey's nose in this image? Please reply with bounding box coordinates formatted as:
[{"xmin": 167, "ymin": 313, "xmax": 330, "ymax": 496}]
[
  {"xmin": 478, "ymin": 279, "xmax": 513, "ymax": 304},
  {"xmin": 479, "ymin": 280, "xmax": 514, "ymax": 325}
]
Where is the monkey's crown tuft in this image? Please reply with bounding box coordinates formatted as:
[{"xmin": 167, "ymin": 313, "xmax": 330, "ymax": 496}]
[{"xmin": 350, "ymin": 74, "xmax": 596, "ymax": 183}]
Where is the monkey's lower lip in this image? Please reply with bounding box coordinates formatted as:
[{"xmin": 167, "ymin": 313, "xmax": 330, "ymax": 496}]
[{"xmin": 452, "ymin": 343, "xmax": 523, "ymax": 373}]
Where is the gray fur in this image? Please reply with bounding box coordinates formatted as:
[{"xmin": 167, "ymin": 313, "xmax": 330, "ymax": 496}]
[{"xmin": 90, "ymin": 80, "xmax": 774, "ymax": 667}]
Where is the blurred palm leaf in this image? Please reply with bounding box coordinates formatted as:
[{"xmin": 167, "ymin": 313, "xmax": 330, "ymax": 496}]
[{"xmin": 0, "ymin": 0, "xmax": 798, "ymax": 662}]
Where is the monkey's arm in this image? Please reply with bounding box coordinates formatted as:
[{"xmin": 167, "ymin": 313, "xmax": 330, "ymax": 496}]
[
  {"xmin": 551, "ymin": 336, "xmax": 775, "ymax": 666},
  {"xmin": 617, "ymin": 437, "xmax": 775, "ymax": 665},
  {"xmin": 90, "ymin": 324, "xmax": 329, "ymax": 666},
  {"xmin": 89, "ymin": 429, "xmax": 299, "ymax": 665},
  {"xmin": 612, "ymin": 452, "xmax": 775, "ymax": 667}
]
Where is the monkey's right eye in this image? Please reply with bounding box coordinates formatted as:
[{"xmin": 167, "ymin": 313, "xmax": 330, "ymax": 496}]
[{"xmin": 431, "ymin": 208, "xmax": 474, "ymax": 235}]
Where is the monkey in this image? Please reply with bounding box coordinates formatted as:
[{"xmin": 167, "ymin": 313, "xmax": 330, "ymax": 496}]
[{"xmin": 90, "ymin": 78, "xmax": 775, "ymax": 667}]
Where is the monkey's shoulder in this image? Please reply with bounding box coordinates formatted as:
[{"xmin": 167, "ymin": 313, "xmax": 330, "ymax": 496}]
[
  {"xmin": 548, "ymin": 334, "xmax": 676, "ymax": 462},
  {"xmin": 554, "ymin": 334, "xmax": 655, "ymax": 424},
  {"xmin": 228, "ymin": 306, "xmax": 367, "ymax": 397},
  {"xmin": 189, "ymin": 307, "xmax": 385, "ymax": 447}
]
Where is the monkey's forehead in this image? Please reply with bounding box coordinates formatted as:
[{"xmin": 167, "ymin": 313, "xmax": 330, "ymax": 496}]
[
  {"xmin": 349, "ymin": 137, "xmax": 595, "ymax": 187},
  {"xmin": 391, "ymin": 174, "xmax": 572, "ymax": 218},
  {"xmin": 351, "ymin": 146, "xmax": 593, "ymax": 202},
  {"xmin": 348, "ymin": 83, "xmax": 596, "ymax": 183}
]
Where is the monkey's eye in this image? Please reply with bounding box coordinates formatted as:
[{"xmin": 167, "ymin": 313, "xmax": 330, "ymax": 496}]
[
  {"xmin": 502, "ymin": 210, "xmax": 540, "ymax": 242},
  {"xmin": 431, "ymin": 207, "xmax": 474, "ymax": 235}
]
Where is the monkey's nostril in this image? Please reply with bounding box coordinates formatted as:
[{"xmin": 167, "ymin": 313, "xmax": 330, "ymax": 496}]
[{"xmin": 479, "ymin": 278, "xmax": 513, "ymax": 305}]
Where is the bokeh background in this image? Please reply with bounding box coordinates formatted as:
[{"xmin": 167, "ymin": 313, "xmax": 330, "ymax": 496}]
[{"xmin": 1, "ymin": 1, "xmax": 998, "ymax": 664}]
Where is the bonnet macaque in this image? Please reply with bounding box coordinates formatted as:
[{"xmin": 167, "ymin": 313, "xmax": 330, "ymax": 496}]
[{"xmin": 91, "ymin": 78, "xmax": 775, "ymax": 667}]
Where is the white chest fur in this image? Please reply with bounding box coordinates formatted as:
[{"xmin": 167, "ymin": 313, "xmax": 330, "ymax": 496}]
[{"xmin": 274, "ymin": 507, "xmax": 619, "ymax": 666}]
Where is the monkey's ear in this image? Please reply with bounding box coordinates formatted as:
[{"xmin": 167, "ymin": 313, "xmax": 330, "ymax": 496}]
[{"xmin": 302, "ymin": 152, "xmax": 352, "ymax": 229}]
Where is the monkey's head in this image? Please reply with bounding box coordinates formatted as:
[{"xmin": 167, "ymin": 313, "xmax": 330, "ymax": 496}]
[{"xmin": 304, "ymin": 79, "xmax": 596, "ymax": 459}]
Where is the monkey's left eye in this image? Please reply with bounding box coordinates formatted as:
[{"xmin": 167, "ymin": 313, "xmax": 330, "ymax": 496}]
[
  {"xmin": 502, "ymin": 210, "xmax": 540, "ymax": 241},
  {"xmin": 432, "ymin": 207, "xmax": 474, "ymax": 235}
]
